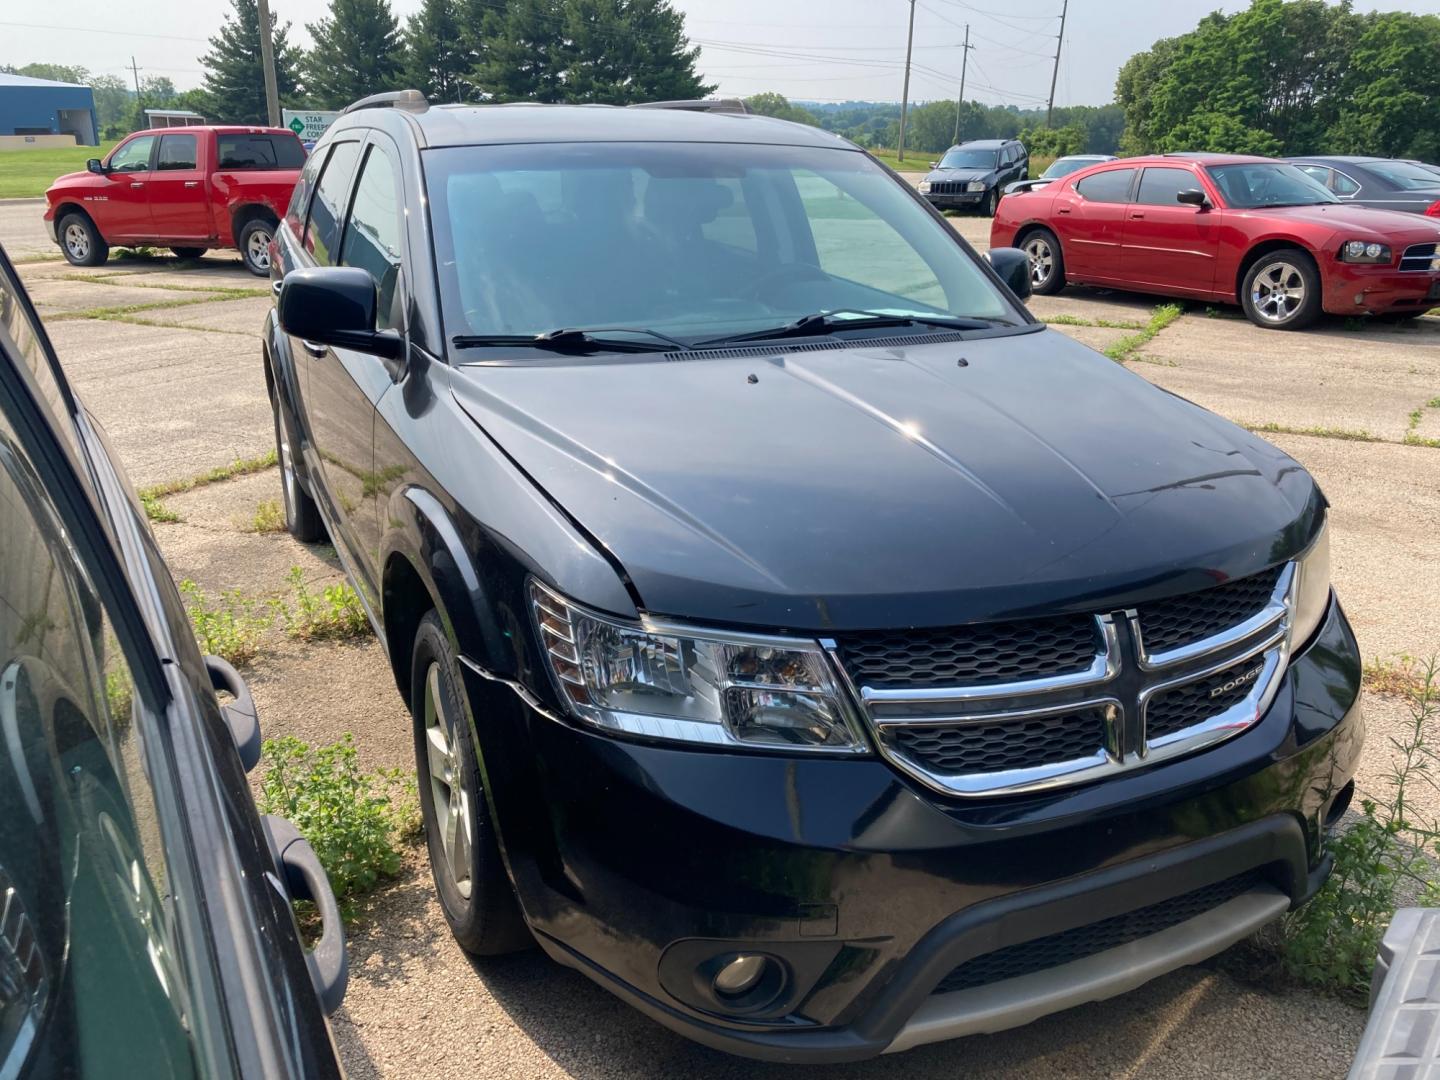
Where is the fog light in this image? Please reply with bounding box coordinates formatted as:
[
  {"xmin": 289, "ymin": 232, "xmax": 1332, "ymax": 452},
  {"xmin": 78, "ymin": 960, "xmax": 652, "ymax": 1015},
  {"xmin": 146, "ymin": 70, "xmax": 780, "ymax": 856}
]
[{"xmin": 713, "ymin": 954, "xmax": 768, "ymax": 997}]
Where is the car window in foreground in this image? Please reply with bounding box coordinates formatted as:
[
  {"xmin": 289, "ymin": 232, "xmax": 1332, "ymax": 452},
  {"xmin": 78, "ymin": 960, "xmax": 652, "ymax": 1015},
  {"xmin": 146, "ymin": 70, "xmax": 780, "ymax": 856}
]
[
  {"xmin": 217, "ymin": 133, "xmax": 306, "ymax": 170},
  {"xmin": 304, "ymin": 141, "xmax": 362, "ymax": 266},
  {"xmin": 426, "ymin": 141, "xmax": 1015, "ymax": 346},
  {"xmin": 341, "ymin": 144, "xmax": 404, "ymax": 330},
  {"xmin": 1366, "ymin": 160, "xmax": 1440, "ymax": 190},
  {"xmin": 1206, "ymin": 163, "xmax": 1337, "ymax": 208},
  {"xmin": 938, "ymin": 148, "xmax": 997, "ymax": 170}
]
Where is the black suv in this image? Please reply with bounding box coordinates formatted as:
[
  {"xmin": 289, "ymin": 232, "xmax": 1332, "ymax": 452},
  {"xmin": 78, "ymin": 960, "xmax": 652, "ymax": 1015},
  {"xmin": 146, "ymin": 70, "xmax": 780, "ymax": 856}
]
[
  {"xmin": 0, "ymin": 245, "xmax": 346, "ymax": 1078},
  {"xmin": 920, "ymin": 138, "xmax": 1029, "ymax": 216},
  {"xmin": 264, "ymin": 92, "xmax": 1361, "ymax": 1062}
]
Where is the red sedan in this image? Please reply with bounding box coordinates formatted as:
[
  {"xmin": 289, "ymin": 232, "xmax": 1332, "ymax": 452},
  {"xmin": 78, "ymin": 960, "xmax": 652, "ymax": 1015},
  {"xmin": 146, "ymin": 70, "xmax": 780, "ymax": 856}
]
[{"xmin": 990, "ymin": 153, "xmax": 1440, "ymax": 329}]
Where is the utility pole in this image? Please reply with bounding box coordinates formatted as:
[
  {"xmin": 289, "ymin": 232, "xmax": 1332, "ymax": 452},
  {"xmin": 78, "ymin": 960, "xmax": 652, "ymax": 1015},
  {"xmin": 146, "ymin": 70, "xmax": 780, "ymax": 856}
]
[
  {"xmin": 952, "ymin": 24, "xmax": 974, "ymax": 146},
  {"xmin": 1046, "ymin": 0, "xmax": 1069, "ymax": 128},
  {"xmin": 897, "ymin": 0, "xmax": 916, "ymax": 163},
  {"xmin": 129, "ymin": 57, "xmax": 143, "ymax": 129},
  {"xmin": 256, "ymin": 0, "xmax": 282, "ymax": 127}
]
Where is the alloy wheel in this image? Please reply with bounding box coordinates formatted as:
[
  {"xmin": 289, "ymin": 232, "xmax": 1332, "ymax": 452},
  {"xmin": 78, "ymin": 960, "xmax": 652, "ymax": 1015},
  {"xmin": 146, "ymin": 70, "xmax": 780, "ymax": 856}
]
[
  {"xmin": 1250, "ymin": 261, "xmax": 1306, "ymax": 324},
  {"xmin": 64, "ymin": 223, "xmax": 89, "ymax": 261},
  {"xmin": 247, "ymin": 228, "xmax": 273, "ymax": 270},
  {"xmin": 1024, "ymin": 236, "xmax": 1053, "ymax": 287},
  {"xmin": 423, "ymin": 662, "xmax": 472, "ymax": 899}
]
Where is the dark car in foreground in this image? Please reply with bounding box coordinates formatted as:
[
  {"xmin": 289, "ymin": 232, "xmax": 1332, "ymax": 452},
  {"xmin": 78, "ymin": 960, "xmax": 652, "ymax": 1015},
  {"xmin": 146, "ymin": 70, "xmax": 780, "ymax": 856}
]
[
  {"xmin": 263, "ymin": 92, "xmax": 1361, "ymax": 1062},
  {"xmin": 1004, "ymin": 153, "xmax": 1117, "ymax": 194},
  {"xmin": 993, "ymin": 153, "xmax": 1440, "ymax": 329},
  {"xmin": 1287, "ymin": 156, "xmax": 1440, "ymax": 217},
  {"xmin": 919, "ymin": 138, "xmax": 1028, "ymax": 215},
  {"xmin": 0, "ymin": 245, "xmax": 346, "ymax": 1078}
]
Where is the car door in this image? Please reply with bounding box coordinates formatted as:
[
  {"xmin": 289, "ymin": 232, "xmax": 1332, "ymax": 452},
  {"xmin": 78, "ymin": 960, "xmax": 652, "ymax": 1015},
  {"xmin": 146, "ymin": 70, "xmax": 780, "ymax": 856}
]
[
  {"xmin": 1119, "ymin": 165, "xmax": 1220, "ymax": 296},
  {"xmin": 146, "ymin": 132, "xmax": 212, "ymax": 241},
  {"xmin": 96, "ymin": 134, "xmax": 157, "ymax": 241},
  {"xmin": 1052, "ymin": 165, "xmax": 1136, "ymax": 282}
]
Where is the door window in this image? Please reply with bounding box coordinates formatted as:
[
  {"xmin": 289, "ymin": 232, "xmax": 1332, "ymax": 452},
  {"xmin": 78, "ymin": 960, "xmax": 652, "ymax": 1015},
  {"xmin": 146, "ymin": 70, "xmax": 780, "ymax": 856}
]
[
  {"xmin": 0, "ymin": 260, "xmax": 84, "ymax": 463},
  {"xmin": 340, "ymin": 144, "xmax": 404, "ymax": 330},
  {"xmin": 107, "ymin": 136, "xmax": 155, "ymax": 173},
  {"xmin": 286, "ymin": 143, "xmax": 330, "ymax": 240},
  {"xmin": 156, "ymin": 134, "xmax": 197, "ymax": 171},
  {"xmin": 1136, "ymin": 167, "xmax": 1200, "ymax": 206},
  {"xmin": 303, "ymin": 141, "xmax": 362, "ymax": 266},
  {"xmin": 1331, "ymin": 171, "xmax": 1360, "ymax": 196},
  {"xmin": 1075, "ymin": 168, "xmax": 1136, "ymax": 203},
  {"xmin": 1293, "ymin": 164, "xmax": 1331, "ymax": 187}
]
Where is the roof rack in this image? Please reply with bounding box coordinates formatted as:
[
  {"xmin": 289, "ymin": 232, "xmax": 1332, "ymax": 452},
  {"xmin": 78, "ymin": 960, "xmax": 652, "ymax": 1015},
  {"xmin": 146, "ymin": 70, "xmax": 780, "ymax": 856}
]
[
  {"xmin": 629, "ymin": 98, "xmax": 749, "ymax": 115},
  {"xmin": 342, "ymin": 89, "xmax": 429, "ymax": 115}
]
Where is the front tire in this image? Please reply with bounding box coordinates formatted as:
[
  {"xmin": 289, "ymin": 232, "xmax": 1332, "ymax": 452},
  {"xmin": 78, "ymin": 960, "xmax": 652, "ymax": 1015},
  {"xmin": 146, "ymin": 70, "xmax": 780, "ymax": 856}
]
[
  {"xmin": 1241, "ymin": 249, "xmax": 1321, "ymax": 330},
  {"xmin": 58, "ymin": 212, "xmax": 108, "ymax": 267},
  {"xmin": 984, "ymin": 187, "xmax": 1000, "ymax": 217},
  {"xmin": 269, "ymin": 384, "xmax": 325, "ymax": 542},
  {"xmin": 1020, "ymin": 227, "xmax": 1066, "ymax": 295},
  {"xmin": 411, "ymin": 612, "xmax": 530, "ymax": 956},
  {"xmin": 238, "ymin": 218, "xmax": 276, "ymax": 276}
]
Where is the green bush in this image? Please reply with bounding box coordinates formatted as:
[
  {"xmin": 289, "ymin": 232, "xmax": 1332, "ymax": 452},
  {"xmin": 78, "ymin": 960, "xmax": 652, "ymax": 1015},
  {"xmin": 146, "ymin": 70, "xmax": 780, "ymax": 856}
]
[
  {"xmin": 281, "ymin": 566, "xmax": 370, "ymax": 641},
  {"xmin": 1277, "ymin": 658, "xmax": 1440, "ymax": 999},
  {"xmin": 257, "ymin": 734, "xmax": 417, "ymax": 909},
  {"xmin": 178, "ymin": 579, "xmax": 272, "ymax": 666}
]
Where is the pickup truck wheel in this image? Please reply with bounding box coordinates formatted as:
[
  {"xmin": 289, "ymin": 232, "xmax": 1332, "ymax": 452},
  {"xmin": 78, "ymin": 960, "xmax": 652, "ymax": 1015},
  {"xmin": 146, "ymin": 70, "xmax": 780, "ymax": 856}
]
[
  {"xmin": 59, "ymin": 213, "xmax": 108, "ymax": 267},
  {"xmin": 239, "ymin": 219, "xmax": 275, "ymax": 276},
  {"xmin": 170, "ymin": 246, "xmax": 207, "ymax": 260},
  {"xmin": 411, "ymin": 612, "xmax": 531, "ymax": 957},
  {"xmin": 1241, "ymin": 249, "xmax": 1321, "ymax": 330},
  {"xmin": 270, "ymin": 387, "xmax": 325, "ymax": 542}
]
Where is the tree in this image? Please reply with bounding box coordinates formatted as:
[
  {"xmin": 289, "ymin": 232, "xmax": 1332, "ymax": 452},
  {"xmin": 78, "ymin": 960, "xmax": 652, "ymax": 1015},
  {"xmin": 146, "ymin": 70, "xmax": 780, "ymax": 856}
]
[
  {"xmin": 2, "ymin": 62, "xmax": 90, "ymax": 85},
  {"xmin": 306, "ymin": 0, "xmax": 405, "ymax": 108},
  {"xmin": 199, "ymin": 0, "xmax": 304, "ymax": 124},
  {"xmin": 471, "ymin": 0, "xmax": 568, "ymax": 103},
  {"xmin": 1328, "ymin": 12, "xmax": 1440, "ymax": 160},
  {"xmin": 402, "ymin": 0, "xmax": 468, "ymax": 102},
  {"xmin": 743, "ymin": 93, "xmax": 817, "ymax": 127},
  {"xmin": 89, "ymin": 74, "xmax": 132, "ymax": 138},
  {"xmin": 1019, "ymin": 124, "xmax": 1086, "ymax": 159}
]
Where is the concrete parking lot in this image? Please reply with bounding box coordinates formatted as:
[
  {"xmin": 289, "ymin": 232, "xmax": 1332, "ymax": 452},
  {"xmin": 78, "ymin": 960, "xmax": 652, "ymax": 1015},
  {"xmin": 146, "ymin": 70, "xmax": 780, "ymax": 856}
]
[{"xmin": 7, "ymin": 209, "xmax": 1439, "ymax": 1079}]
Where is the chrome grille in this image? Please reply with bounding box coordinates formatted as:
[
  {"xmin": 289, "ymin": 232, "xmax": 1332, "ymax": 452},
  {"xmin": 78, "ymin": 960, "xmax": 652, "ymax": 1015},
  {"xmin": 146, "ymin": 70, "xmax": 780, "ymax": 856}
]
[
  {"xmin": 927, "ymin": 181, "xmax": 974, "ymax": 196},
  {"xmin": 837, "ymin": 617, "xmax": 1099, "ymax": 690},
  {"xmin": 1399, "ymin": 243, "xmax": 1439, "ymax": 273},
  {"xmin": 931, "ymin": 871, "xmax": 1263, "ymax": 995},
  {"xmin": 830, "ymin": 564, "xmax": 1294, "ymax": 798}
]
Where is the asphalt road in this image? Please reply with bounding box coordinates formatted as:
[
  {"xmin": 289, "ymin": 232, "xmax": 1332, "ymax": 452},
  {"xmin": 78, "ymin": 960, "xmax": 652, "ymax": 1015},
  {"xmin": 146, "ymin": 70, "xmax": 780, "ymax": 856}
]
[{"xmin": 5, "ymin": 208, "xmax": 1439, "ymax": 1079}]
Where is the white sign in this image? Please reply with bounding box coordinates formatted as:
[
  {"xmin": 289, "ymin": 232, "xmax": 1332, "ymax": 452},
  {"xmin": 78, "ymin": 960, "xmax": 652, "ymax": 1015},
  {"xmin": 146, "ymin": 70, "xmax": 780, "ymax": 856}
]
[{"xmin": 282, "ymin": 109, "xmax": 341, "ymax": 143}]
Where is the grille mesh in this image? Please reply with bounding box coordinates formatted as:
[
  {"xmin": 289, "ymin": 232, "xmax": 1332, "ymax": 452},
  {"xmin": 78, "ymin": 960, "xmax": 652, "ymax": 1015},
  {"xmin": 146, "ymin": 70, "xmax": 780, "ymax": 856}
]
[
  {"xmin": 1400, "ymin": 242, "xmax": 1438, "ymax": 272},
  {"xmin": 1146, "ymin": 656, "xmax": 1267, "ymax": 741},
  {"xmin": 837, "ymin": 617, "xmax": 1099, "ymax": 690},
  {"xmin": 932, "ymin": 871, "xmax": 1263, "ymax": 995},
  {"xmin": 889, "ymin": 708, "xmax": 1108, "ymax": 776},
  {"xmin": 1135, "ymin": 566, "xmax": 1283, "ymax": 655}
]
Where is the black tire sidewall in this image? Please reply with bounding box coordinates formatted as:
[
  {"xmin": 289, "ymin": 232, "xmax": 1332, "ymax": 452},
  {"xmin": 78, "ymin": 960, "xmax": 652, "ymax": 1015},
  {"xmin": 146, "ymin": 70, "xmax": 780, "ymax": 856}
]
[
  {"xmin": 1242, "ymin": 249, "xmax": 1321, "ymax": 330},
  {"xmin": 58, "ymin": 213, "xmax": 107, "ymax": 267},
  {"xmin": 1021, "ymin": 228, "xmax": 1066, "ymax": 295},
  {"xmin": 269, "ymin": 385, "xmax": 325, "ymax": 542},
  {"xmin": 239, "ymin": 219, "xmax": 274, "ymax": 276},
  {"xmin": 986, "ymin": 188, "xmax": 1000, "ymax": 217}
]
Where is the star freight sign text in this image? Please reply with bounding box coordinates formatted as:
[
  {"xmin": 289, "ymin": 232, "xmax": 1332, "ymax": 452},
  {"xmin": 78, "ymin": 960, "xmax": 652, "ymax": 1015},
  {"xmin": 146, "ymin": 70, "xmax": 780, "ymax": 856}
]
[{"xmin": 281, "ymin": 110, "xmax": 341, "ymax": 143}]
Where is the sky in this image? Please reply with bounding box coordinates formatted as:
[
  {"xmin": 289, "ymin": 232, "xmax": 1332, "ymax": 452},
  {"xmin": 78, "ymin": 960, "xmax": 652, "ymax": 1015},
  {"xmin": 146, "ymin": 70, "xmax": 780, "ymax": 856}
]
[{"xmin": 4, "ymin": 0, "xmax": 1440, "ymax": 111}]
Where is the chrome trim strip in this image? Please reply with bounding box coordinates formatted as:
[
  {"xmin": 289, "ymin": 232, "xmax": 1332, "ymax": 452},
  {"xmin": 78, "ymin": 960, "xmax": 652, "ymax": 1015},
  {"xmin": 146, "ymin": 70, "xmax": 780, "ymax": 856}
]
[
  {"xmin": 1135, "ymin": 563, "xmax": 1294, "ymax": 671},
  {"xmin": 857, "ymin": 614, "xmax": 1119, "ymax": 708}
]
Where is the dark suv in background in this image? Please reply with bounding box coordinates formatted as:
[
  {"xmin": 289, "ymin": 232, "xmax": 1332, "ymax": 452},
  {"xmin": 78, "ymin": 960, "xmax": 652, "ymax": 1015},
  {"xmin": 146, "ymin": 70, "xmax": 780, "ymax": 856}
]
[
  {"xmin": 0, "ymin": 246, "xmax": 346, "ymax": 1078},
  {"xmin": 263, "ymin": 91, "xmax": 1361, "ymax": 1062},
  {"xmin": 919, "ymin": 138, "xmax": 1028, "ymax": 216}
]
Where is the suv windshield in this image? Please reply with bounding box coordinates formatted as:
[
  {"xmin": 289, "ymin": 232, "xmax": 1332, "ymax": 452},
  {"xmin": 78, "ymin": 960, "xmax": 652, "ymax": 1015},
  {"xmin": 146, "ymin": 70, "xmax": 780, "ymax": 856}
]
[
  {"xmin": 1206, "ymin": 163, "xmax": 1338, "ymax": 208},
  {"xmin": 938, "ymin": 148, "xmax": 998, "ymax": 170},
  {"xmin": 425, "ymin": 141, "xmax": 1015, "ymax": 346},
  {"xmin": 1043, "ymin": 158, "xmax": 1097, "ymax": 179}
]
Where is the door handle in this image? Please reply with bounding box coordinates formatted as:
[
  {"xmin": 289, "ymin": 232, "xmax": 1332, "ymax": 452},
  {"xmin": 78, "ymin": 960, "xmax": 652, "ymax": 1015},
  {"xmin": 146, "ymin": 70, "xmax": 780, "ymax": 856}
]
[
  {"xmin": 1130, "ymin": 212, "xmax": 1146, "ymax": 219},
  {"xmin": 1057, "ymin": 207, "xmax": 1071, "ymax": 214},
  {"xmin": 130, "ymin": 182, "xmax": 144, "ymax": 189},
  {"xmin": 184, "ymin": 181, "xmax": 199, "ymax": 188}
]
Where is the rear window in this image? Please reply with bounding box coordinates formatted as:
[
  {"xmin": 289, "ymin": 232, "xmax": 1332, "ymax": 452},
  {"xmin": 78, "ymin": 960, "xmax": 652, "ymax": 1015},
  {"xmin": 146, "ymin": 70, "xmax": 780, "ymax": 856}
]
[{"xmin": 216, "ymin": 133, "xmax": 305, "ymax": 171}]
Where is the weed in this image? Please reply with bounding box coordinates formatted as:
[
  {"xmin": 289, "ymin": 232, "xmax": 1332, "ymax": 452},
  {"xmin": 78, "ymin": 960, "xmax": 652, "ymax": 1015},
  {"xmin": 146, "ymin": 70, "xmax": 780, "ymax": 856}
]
[
  {"xmin": 257, "ymin": 734, "xmax": 416, "ymax": 911},
  {"xmin": 247, "ymin": 499, "xmax": 285, "ymax": 534},
  {"xmin": 280, "ymin": 566, "xmax": 370, "ymax": 641},
  {"xmin": 1249, "ymin": 422, "xmax": 1385, "ymax": 443},
  {"xmin": 1276, "ymin": 659, "xmax": 1440, "ymax": 999},
  {"xmin": 1104, "ymin": 303, "xmax": 1183, "ymax": 362},
  {"xmin": 1364, "ymin": 654, "xmax": 1424, "ymax": 697},
  {"xmin": 178, "ymin": 579, "xmax": 272, "ymax": 667},
  {"xmin": 138, "ymin": 450, "xmax": 277, "ymax": 506},
  {"xmin": 140, "ymin": 492, "xmax": 180, "ymax": 523}
]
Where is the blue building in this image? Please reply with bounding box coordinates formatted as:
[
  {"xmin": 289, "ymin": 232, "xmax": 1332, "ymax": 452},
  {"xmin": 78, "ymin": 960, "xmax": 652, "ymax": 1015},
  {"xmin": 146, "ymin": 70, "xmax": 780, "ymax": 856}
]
[{"xmin": 0, "ymin": 73, "xmax": 98, "ymax": 146}]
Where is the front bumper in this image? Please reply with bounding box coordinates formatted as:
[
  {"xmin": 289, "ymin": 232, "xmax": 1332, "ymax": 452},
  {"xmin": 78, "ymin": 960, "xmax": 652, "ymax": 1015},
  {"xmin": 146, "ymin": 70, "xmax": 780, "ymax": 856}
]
[
  {"xmin": 1322, "ymin": 263, "xmax": 1440, "ymax": 315},
  {"xmin": 473, "ymin": 597, "xmax": 1363, "ymax": 1062},
  {"xmin": 923, "ymin": 190, "xmax": 986, "ymax": 210},
  {"xmin": 44, "ymin": 211, "xmax": 58, "ymax": 244}
]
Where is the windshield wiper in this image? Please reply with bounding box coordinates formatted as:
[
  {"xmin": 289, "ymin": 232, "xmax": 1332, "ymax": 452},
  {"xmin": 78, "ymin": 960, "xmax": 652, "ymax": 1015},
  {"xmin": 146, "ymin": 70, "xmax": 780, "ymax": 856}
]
[
  {"xmin": 452, "ymin": 326, "xmax": 692, "ymax": 354},
  {"xmin": 695, "ymin": 309, "xmax": 1001, "ymax": 348}
]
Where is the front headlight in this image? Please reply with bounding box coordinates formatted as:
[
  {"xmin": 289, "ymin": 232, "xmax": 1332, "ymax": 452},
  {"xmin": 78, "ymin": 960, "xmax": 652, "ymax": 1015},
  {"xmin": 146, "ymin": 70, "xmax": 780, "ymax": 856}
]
[
  {"xmin": 1339, "ymin": 239, "xmax": 1392, "ymax": 264},
  {"xmin": 967, "ymin": 181, "xmax": 986, "ymax": 192},
  {"xmin": 918, "ymin": 180, "xmax": 932, "ymax": 194},
  {"xmin": 530, "ymin": 581, "xmax": 868, "ymax": 753},
  {"xmin": 1289, "ymin": 517, "xmax": 1331, "ymax": 650}
]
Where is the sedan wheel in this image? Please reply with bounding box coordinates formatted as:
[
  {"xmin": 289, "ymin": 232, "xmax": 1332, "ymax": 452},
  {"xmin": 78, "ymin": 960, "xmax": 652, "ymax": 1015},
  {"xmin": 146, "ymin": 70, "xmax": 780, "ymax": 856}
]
[
  {"xmin": 1024, "ymin": 236, "xmax": 1054, "ymax": 288},
  {"xmin": 1241, "ymin": 249, "xmax": 1321, "ymax": 330},
  {"xmin": 423, "ymin": 662, "xmax": 473, "ymax": 900},
  {"xmin": 1250, "ymin": 261, "xmax": 1306, "ymax": 324}
]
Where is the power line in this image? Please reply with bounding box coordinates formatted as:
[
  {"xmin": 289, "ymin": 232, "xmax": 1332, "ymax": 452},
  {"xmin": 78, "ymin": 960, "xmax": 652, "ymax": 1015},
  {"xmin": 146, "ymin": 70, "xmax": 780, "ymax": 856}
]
[{"xmin": 0, "ymin": 19, "xmax": 209, "ymax": 44}]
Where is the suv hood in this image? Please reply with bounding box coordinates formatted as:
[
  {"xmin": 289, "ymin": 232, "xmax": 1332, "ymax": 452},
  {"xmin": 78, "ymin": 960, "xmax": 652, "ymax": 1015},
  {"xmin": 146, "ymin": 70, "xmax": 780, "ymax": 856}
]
[
  {"xmin": 451, "ymin": 330, "xmax": 1321, "ymax": 631},
  {"xmin": 927, "ymin": 167, "xmax": 993, "ymax": 184}
]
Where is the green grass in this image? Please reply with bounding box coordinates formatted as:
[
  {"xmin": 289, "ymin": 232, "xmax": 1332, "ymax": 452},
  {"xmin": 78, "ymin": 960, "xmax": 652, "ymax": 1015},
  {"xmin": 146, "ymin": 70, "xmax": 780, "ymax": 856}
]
[
  {"xmin": 1248, "ymin": 422, "xmax": 1385, "ymax": 443},
  {"xmin": 1103, "ymin": 303, "xmax": 1184, "ymax": 363},
  {"xmin": 867, "ymin": 148, "xmax": 1057, "ymax": 177},
  {"xmin": 138, "ymin": 450, "xmax": 278, "ymax": 522},
  {"xmin": 0, "ymin": 141, "xmax": 117, "ymax": 199}
]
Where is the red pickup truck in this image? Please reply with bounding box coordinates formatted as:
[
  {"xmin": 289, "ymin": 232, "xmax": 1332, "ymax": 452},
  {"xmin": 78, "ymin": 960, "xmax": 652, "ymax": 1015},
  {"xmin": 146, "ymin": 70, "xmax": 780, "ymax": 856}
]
[{"xmin": 44, "ymin": 126, "xmax": 305, "ymax": 275}]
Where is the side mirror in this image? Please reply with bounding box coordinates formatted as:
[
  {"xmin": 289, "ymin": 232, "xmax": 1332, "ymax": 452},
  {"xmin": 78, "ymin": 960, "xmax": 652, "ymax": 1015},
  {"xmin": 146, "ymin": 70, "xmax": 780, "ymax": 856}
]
[
  {"xmin": 987, "ymin": 246, "xmax": 1032, "ymax": 302},
  {"xmin": 278, "ymin": 267, "xmax": 404, "ymax": 367},
  {"xmin": 86, "ymin": 158, "xmax": 105, "ymax": 174},
  {"xmin": 1177, "ymin": 188, "xmax": 1209, "ymax": 208},
  {"xmin": 929, "ymin": 161, "xmax": 939, "ymax": 169}
]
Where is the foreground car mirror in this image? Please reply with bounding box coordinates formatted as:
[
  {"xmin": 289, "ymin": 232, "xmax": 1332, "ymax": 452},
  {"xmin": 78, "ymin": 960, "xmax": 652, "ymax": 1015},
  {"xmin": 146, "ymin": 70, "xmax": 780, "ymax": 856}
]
[
  {"xmin": 987, "ymin": 246, "xmax": 1032, "ymax": 302},
  {"xmin": 929, "ymin": 161, "xmax": 939, "ymax": 169},
  {"xmin": 86, "ymin": 158, "xmax": 105, "ymax": 174},
  {"xmin": 1177, "ymin": 188, "xmax": 1210, "ymax": 208},
  {"xmin": 278, "ymin": 266, "xmax": 403, "ymax": 367}
]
